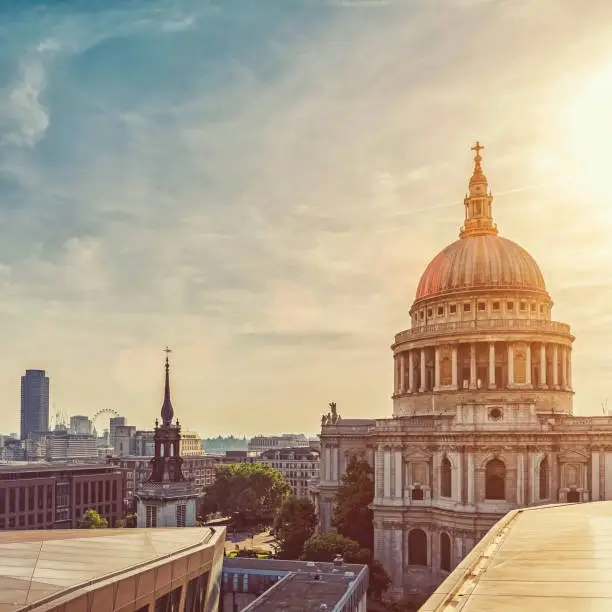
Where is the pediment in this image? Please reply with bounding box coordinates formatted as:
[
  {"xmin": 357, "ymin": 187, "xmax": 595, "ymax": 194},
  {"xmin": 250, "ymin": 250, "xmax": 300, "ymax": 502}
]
[
  {"xmin": 405, "ymin": 449, "xmax": 432, "ymax": 461},
  {"xmin": 558, "ymin": 449, "xmax": 589, "ymax": 463}
]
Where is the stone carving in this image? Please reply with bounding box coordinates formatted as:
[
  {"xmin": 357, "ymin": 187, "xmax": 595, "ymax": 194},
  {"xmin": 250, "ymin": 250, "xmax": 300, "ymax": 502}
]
[{"xmin": 321, "ymin": 401, "xmax": 341, "ymax": 426}]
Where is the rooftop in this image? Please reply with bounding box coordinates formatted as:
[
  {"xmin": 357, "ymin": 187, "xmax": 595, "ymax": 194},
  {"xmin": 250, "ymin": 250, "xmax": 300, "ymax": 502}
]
[
  {"xmin": 0, "ymin": 527, "xmax": 221, "ymax": 611},
  {"xmin": 423, "ymin": 501, "xmax": 612, "ymax": 611},
  {"xmin": 224, "ymin": 558, "xmax": 368, "ymax": 611},
  {"xmin": 0, "ymin": 463, "xmax": 120, "ymax": 474}
]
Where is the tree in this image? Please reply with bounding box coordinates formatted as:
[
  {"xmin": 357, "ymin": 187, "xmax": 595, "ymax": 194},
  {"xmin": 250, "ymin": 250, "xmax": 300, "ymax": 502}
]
[
  {"xmin": 333, "ymin": 456, "xmax": 374, "ymax": 550},
  {"xmin": 301, "ymin": 531, "xmax": 361, "ymax": 562},
  {"xmin": 301, "ymin": 532, "xmax": 390, "ymax": 600},
  {"xmin": 78, "ymin": 509, "xmax": 108, "ymax": 529},
  {"xmin": 203, "ymin": 463, "xmax": 291, "ymax": 524},
  {"xmin": 387, "ymin": 593, "xmax": 430, "ymax": 612},
  {"xmin": 273, "ymin": 497, "xmax": 318, "ymax": 559}
]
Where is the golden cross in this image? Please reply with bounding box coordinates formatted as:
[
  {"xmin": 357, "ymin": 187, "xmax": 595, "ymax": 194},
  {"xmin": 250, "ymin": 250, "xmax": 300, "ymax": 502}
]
[
  {"xmin": 163, "ymin": 346, "xmax": 172, "ymax": 355},
  {"xmin": 471, "ymin": 141, "xmax": 484, "ymax": 155}
]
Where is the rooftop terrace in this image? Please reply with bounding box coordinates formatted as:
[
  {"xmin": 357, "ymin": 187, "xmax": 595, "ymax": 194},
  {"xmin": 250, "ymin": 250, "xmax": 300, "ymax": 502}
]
[{"xmin": 423, "ymin": 501, "xmax": 612, "ymax": 611}]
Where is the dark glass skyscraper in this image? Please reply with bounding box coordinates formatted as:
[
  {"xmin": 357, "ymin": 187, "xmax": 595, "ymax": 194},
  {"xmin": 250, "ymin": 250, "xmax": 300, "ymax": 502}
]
[{"xmin": 20, "ymin": 369, "xmax": 50, "ymax": 439}]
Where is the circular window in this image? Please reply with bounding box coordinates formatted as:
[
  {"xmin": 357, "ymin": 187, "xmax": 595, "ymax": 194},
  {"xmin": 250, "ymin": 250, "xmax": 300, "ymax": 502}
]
[{"xmin": 489, "ymin": 407, "xmax": 503, "ymax": 420}]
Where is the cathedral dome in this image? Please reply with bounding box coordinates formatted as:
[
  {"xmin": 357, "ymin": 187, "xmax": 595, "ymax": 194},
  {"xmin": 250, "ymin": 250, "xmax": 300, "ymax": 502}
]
[
  {"xmin": 414, "ymin": 234, "xmax": 548, "ymax": 303},
  {"xmin": 413, "ymin": 142, "xmax": 548, "ymax": 306}
]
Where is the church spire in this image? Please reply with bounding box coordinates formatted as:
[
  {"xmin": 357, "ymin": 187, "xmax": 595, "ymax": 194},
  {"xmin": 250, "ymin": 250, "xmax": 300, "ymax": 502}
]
[
  {"xmin": 459, "ymin": 141, "xmax": 498, "ymax": 239},
  {"xmin": 160, "ymin": 346, "xmax": 174, "ymax": 426}
]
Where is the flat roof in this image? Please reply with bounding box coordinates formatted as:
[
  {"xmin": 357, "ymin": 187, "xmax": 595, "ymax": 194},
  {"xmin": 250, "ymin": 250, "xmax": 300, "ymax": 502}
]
[
  {"xmin": 423, "ymin": 501, "xmax": 612, "ymax": 611},
  {"xmin": 0, "ymin": 463, "xmax": 120, "ymax": 474},
  {"xmin": 0, "ymin": 527, "xmax": 222, "ymax": 611},
  {"xmin": 245, "ymin": 572, "xmax": 359, "ymax": 611},
  {"xmin": 224, "ymin": 559, "xmax": 367, "ymax": 611}
]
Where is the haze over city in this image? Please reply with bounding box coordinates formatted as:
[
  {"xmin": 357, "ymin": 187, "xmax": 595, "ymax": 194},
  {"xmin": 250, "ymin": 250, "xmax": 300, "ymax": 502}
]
[{"xmin": 2, "ymin": 0, "xmax": 612, "ymax": 436}]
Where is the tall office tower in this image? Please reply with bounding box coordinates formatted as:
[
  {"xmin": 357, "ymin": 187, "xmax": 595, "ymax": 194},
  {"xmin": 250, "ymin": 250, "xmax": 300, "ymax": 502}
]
[{"xmin": 20, "ymin": 370, "xmax": 50, "ymax": 440}]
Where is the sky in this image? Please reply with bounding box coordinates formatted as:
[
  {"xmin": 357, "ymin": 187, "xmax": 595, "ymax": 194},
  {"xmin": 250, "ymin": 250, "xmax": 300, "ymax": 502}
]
[{"xmin": 2, "ymin": 0, "xmax": 612, "ymax": 437}]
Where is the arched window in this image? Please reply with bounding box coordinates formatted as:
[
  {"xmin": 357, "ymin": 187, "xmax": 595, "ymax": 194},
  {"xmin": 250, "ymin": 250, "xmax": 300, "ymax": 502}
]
[
  {"xmin": 408, "ymin": 529, "xmax": 428, "ymax": 566},
  {"xmin": 539, "ymin": 457, "xmax": 549, "ymax": 500},
  {"xmin": 440, "ymin": 533, "xmax": 451, "ymax": 572},
  {"xmin": 440, "ymin": 457, "xmax": 452, "ymax": 498},
  {"xmin": 485, "ymin": 458, "xmax": 506, "ymax": 500}
]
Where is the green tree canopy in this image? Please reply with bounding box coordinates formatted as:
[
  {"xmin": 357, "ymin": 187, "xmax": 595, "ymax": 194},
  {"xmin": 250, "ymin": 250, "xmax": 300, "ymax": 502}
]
[
  {"xmin": 301, "ymin": 531, "xmax": 361, "ymax": 562},
  {"xmin": 204, "ymin": 463, "xmax": 291, "ymax": 521},
  {"xmin": 332, "ymin": 456, "xmax": 374, "ymax": 550},
  {"xmin": 273, "ymin": 497, "xmax": 317, "ymax": 559},
  {"xmin": 301, "ymin": 531, "xmax": 390, "ymax": 600},
  {"xmin": 78, "ymin": 509, "xmax": 108, "ymax": 529},
  {"xmin": 387, "ymin": 593, "xmax": 430, "ymax": 612}
]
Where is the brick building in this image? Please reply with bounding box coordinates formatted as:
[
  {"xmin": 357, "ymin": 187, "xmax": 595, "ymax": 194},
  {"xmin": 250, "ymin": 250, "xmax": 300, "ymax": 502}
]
[{"xmin": 0, "ymin": 463, "xmax": 124, "ymax": 530}]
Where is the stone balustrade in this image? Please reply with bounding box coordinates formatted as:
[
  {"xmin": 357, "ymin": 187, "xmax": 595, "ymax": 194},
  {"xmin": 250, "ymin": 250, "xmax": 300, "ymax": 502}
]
[{"xmin": 395, "ymin": 318, "xmax": 571, "ymax": 343}]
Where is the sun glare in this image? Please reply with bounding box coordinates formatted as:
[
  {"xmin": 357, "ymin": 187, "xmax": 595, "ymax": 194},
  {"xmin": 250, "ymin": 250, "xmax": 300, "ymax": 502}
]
[{"xmin": 566, "ymin": 61, "xmax": 612, "ymax": 200}]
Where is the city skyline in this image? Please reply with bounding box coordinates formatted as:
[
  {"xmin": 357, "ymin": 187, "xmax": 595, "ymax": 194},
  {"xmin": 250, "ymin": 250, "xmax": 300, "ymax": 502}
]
[{"xmin": 2, "ymin": 0, "xmax": 612, "ymax": 435}]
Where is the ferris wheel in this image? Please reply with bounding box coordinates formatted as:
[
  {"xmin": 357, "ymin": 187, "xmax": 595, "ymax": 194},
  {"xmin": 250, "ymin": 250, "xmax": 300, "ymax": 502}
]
[{"xmin": 91, "ymin": 408, "xmax": 121, "ymax": 434}]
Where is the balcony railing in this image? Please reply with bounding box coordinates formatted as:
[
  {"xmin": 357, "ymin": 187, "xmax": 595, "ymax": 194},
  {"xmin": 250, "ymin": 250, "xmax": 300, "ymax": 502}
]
[{"xmin": 395, "ymin": 318, "xmax": 571, "ymax": 343}]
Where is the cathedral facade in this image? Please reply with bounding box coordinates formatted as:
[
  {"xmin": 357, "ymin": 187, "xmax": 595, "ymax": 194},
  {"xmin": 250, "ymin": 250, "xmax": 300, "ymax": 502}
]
[{"xmin": 311, "ymin": 144, "xmax": 612, "ymax": 598}]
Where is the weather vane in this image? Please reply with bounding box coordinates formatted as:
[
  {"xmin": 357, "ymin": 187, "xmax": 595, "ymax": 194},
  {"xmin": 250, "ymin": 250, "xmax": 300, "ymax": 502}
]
[{"xmin": 163, "ymin": 346, "xmax": 172, "ymax": 355}]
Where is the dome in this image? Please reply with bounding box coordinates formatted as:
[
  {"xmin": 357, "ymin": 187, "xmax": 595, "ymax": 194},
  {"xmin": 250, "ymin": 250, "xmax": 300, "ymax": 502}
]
[{"xmin": 414, "ymin": 234, "xmax": 548, "ymax": 304}]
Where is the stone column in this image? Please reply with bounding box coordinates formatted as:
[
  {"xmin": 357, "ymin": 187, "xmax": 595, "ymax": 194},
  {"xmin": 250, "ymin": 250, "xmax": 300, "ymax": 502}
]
[
  {"xmin": 383, "ymin": 450, "xmax": 391, "ymax": 498},
  {"xmin": 591, "ymin": 452, "xmax": 600, "ymax": 501},
  {"xmin": 375, "ymin": 449, "xmax": 384, "ymax": 501},
  {"xmin": 467, "ymin": 452, "xmax": 475, "ymax": 504},
  {"xmin": 561, "ymin": 346, "xmax": 568, "ymax": 389},
  {"xmin": 408, "ymin": 350, "xmax": 415, "ymax": 393},
  {"xmin": 567, "ymin": 349, "xmax": 572, "ymax": 390},
  {"xmin": 540, "ymin": 343, "xmax": 547, "ymax": 388},
  {"xmin": 526, "ymin": 343, "xmax": 532, "ymax": 386},
  {"xmin": 419, "ymin": 349, "xmax": 426, "ymax": 392},
  {"xmin": 394, "ymin": 450, "xmax": 403, "ymax": 499},
  {"xmin": 434, "ymin": 347, "xmax": 441, "ymax": 390},
  {"xmin": 469, "ymin": 343, "xmax": 477, "ymax": 390},
  {"xmin": 451, "ymin": 345, "xmax": 458, "ymax": 389},
  {"xmin": 399, "ymin": 353, "xmax": 406, "ymax": 393},
  {"xmin": 332, "ymin": 446, "xmax": 339, "ymax": 481},
  {"xmin": 488, "ymin": 342, "xmax": 496, "ymax": 389},
  {"xmin": 394, "ymin": 356, "xmax": 399, "ymax": 394},
  {"xmin": 516, "ymin": 455, "xmax": 524, "ymax": 506},
  {"xmin": 507, "ymin": 343, "xmax": 515, "ymax": 387},
  {"xmin": 553, "ymin": 344, "xmax": 559, "ymax": 388}
]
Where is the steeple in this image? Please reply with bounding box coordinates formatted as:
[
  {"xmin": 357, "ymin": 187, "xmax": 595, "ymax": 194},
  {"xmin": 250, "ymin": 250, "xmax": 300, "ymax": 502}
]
[
  {"xmin": 459, "ymin": 141, "xmax": 498, "ymax": 239},
  {"xmin": 160, "ymin": 346, "xmax": 174, "ymax": 426}
]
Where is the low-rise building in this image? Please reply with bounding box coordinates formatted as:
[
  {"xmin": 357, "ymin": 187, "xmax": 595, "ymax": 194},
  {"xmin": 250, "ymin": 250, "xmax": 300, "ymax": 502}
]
[
  {"xmin": 0, "ymin": 526, "xmax": 225, "ymax": 612},
  {"xmin": 113, "ymin": 424, "xmax": 136, "ymax": 456},
  {"xmin": 134, "ymin": 429, "xmax": 155, "ymax": 455},
  {"xmin": 248, "ymin": 433, "xmax": 308, "ymax": 453},
  {"xmin": 259, "ymin": 446, "xmax": 320, "ymax": 499},
  {"xmin": 48, "ymin": 430, "xmax": 98, "ymax": 462},
  {"xmin": 0, "ymin": 463, "xmax": 124, "ymax": 529},
  {"xmin": 180, "ymin": 430, "xmax": 204, "ymax": 455},
  {"xmin": 223, "ymin": 557, "xmax": 368, "ymax": 612}
]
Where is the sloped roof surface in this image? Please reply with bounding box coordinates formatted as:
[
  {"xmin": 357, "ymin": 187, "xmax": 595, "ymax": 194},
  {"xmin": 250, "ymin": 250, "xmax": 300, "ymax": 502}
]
[{"xmin": 0, "ymin": 527, "xmax": 215, "ymax": 611}]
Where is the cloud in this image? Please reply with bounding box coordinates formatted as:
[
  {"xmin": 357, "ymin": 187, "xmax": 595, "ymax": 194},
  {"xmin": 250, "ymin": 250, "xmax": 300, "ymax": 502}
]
[
  {"xmin": 2, "ymin": 56, "xmax": 49, "ymax": 147},
  {"xmin": 0, "ymin": 0, "xmax": 611, "ymax": 434}
]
